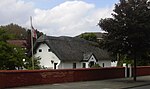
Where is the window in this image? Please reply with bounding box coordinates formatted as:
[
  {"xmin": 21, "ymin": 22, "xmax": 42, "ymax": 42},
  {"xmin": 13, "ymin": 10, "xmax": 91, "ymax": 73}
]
[
  {"xmin": 39, "ymin": 49, "xmax": 42, "ymax": 52},
  {"xmin": 82, "ymin": 63, "xmax": 86, "ymax": 68},
  {"xmin": 51, "ymin": 60, "xmax": 54, "ymax": 64},
  {"xmin": 48, "ymin": 49, "xmax": 51, "ymax": 52},
  {"xmin": 73, "ymin": 63, "xmax": 76, "ymax": 69}
]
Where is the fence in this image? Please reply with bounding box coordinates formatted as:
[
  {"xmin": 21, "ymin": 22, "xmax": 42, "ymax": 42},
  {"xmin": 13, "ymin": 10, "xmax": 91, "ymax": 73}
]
[{"xmin": 0, "ymin": 66, "xmax": 150, "ymax": 88}]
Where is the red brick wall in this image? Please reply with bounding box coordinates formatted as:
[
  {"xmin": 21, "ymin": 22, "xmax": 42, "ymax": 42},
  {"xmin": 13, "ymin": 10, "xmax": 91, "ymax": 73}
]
[
  {"xmin": 0, "ymin": 67, "xmax": 125, "ymax": 88},
  {"xmin": 0, "ymin": 66, "xmax": 149, "ymax": 88},
  {"xmin": 0, "ymin": 73, "xmax": 5, "ymax": 88},
  {"xmin": 0, "ymin": 69, "xmax": 75, "ymax": 88},
  {"xmin": 137, "ymin": 66, "xmax": 150, "ymax": 76},
  {"xmin": 73, "ymin": 67, "xmax": 124, "ymax": 81}
]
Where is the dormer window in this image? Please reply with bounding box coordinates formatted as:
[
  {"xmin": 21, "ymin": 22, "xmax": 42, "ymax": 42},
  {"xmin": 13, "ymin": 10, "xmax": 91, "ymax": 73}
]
[{"xmin": 39, "ymin": 49, "xmax": 42, "ymax": 52}]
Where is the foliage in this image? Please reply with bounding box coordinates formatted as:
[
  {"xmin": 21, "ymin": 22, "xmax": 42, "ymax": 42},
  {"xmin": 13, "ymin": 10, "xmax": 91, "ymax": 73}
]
[
  {"xmin": 0, "ymin": 42, "xmax": 25, "ymax": 70},
  {"xmin": 0, "ymin": 29, "xmax": 10, "ymax": 42},
  {"xmin": 0, "ymin": 23, "xmax": 27, "ymax": 39},
  {"xmin": 117, "ymin": 54, "xmax": 134, "ymax": 66},
  {"xmin": 0, "ymin": 42, "xmax": 40, "ymax": 70},
  {"xmin": 98, "ymin": 0, "xmax": 150, "ymax": 66},
  {"xmin": 0, "ymin": 41, "xmax": 13, "ymax": 69},
  {"xmin": 91, "ymin": 64, "xmax": 101, "ymax": 68},
  {"xmin": 23, "ymin": 56, "xmax": 41, "ymax": 70},
  {"xmin": 0, "ymin": 25, "xmax": 42, "ymax": 70},
  {"xmin": 0, "ymin": 23, "xmax": 44, "ymax": 52},
  {"xmin": 80, "ymin": 33, "xmax": 97, "ymax": 42},
  {"xmin": 0, "ymin": 41, "xmax": 41, "ymax": 70}
]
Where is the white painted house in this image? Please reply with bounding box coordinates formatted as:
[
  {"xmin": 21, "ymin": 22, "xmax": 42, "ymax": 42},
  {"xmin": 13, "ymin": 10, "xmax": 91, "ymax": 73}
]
[{"xmin": 33, "ymin": 35, "xmax": 112, "ymax": 69}]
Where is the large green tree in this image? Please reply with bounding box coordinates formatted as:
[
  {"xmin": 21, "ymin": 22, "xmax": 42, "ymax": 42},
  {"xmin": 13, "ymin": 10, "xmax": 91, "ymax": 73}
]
[
  {"xmin": 0, "ymin": 23, "xmax": 27, "ymax": 39},
  {"xmin": 98, "ymin": 0, "xmax": 150, "ymax": 81},
  {"xmin": 0, "ymin": 43, "xmax": 41, "ymax": 70},
  {"xmin": 0, "ymin": 28, "xmax": 41, "ymax": 70}
]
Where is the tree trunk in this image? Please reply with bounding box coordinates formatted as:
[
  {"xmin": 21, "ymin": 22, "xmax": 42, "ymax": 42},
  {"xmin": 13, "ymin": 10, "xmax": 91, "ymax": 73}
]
[{"xmin": 117, "ymin": 53, "xmax": 122, "ymax": 66}]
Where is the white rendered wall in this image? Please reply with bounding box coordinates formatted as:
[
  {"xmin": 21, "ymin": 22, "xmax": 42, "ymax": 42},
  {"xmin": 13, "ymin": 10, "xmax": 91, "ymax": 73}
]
[
  {"xmin": 81, "ymin": 62, "xmax": 88, "ymax": 68},
  {"xmin": 58, "ymin": 62, "xmax": 81, "ymax": 69},
  {"xmin": 34, "ymin": 43, "xmax": 60, "ymax": 69},
  {"xmin": 88, "ymin": 55, "xmax": 97, "ymax": 63},
  {"xmin": 98, "ymin": 60, "xmax": 111, "ymax": 67},
  {"xmin": 111, "ymin": 61, "xmax": 118, "ymax": 67}
]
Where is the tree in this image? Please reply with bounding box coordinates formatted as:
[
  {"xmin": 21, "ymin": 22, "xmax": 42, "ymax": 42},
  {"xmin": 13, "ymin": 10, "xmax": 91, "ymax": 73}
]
[
  {"xmin": 80, "ymin": 33, "xmax": 97, "ymax": 42},
  {"xmin": 98, "ymin": 0, "xmax": 150, "ymax": 81},
  {"xmin": 0, "ymin": 23, "xmax": 27, "ymax": 39},
  {"xmin": 0, "ymin": 28, "xmax": 41, "ymax": 70},
  {"xmin": 0, "ymin": 44, "xmax": 41, "ymax": 70},
  {"xmin": 23, "ymin": 56, "xmax": 41, "ymax": 70}
]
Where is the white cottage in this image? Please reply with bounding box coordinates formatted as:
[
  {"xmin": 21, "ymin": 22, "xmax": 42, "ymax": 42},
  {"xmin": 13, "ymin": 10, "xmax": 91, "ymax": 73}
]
[{"xmin": 33, "ymin": 35, "xmax": 111, "ymax": 69}]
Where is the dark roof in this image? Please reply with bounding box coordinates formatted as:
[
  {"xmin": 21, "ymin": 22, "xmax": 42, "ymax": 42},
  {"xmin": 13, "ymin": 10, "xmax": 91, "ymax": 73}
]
[
  {"xmin": 83, "ymin": 52, "xmax": 93, "ymax": 61},
  {"xmin": 7, "ymin": 40, "xmax": 27, "ymax": 48},
  {"xmin": 34, "ymin": 35, "xmax": 111, "ymax": 62}
]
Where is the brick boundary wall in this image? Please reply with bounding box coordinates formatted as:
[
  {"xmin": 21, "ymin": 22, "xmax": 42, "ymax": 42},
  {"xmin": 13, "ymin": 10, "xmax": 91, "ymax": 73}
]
[
  {"xmin": 136, "ymin": 66, "xmax": 150, "ymax": 76},
  {"xmin": 0, "ymin": 66, "xmax": 149, "ymax": 88},
  {"xmin": 0, "ymin": 73, "xmax": 5, "ymax": 88}
]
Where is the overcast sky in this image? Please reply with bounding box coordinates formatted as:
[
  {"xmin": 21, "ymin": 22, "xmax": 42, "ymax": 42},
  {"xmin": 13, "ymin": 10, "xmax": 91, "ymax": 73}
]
[{"xmin": 0, "ymin": 0, "xmax": 119, "ymax": 36}]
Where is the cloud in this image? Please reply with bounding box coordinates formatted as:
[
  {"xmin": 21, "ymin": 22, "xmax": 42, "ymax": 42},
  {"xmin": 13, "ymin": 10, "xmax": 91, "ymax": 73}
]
[
  {"xmin": 0, "ymin": 0, "xmax": 34, "ymax": 25},
  {"xmin": 31, "ymin": 0, "xmax": 114, "ymax": 36},
  {"xmin": 0, "ymin": 0, "xmax": 114, "ymax": 36}
]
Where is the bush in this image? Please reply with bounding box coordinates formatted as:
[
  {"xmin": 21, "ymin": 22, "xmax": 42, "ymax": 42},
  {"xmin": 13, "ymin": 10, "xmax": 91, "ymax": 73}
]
[{"xmin": 91, "ymin": 64, "xmax": 101, "ymax": 68}]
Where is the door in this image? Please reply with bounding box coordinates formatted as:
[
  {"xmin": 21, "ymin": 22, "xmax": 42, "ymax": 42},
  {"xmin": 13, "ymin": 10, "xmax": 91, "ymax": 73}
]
[
  {"xmin": 89, "ymin": 61, "xmax": 94, "ymax": 67},
  {"xmin": 54, "ymin": 63, "xmax": 58, "ymax": 69}
]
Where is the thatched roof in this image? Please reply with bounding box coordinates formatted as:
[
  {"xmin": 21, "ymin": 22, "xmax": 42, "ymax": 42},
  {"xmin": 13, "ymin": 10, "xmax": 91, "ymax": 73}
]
[{"xmin": 33, "ymin": 35, "xmax": 111, "ymax": 62}]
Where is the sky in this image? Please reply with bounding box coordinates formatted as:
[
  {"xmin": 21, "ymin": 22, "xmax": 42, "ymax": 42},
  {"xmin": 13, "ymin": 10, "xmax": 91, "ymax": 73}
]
[{"xmin": 0, "ymin": 0, "xmax": 119, "ymax": 36}]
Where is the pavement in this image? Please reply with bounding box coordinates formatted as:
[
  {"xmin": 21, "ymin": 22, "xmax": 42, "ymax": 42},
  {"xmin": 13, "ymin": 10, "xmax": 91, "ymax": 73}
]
[{"xmin": 8, "ymin": 75, "xmax": 150, "ymax": 89}]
